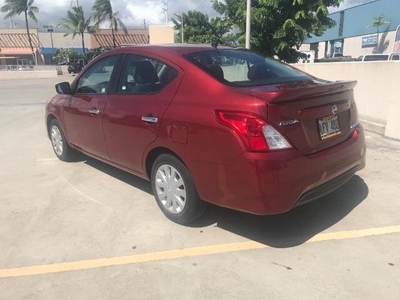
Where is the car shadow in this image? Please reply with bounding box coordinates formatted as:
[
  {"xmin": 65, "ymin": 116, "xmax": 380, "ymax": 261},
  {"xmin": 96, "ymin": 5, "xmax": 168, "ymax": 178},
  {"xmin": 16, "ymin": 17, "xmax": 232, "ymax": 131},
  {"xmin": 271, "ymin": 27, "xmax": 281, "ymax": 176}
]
[
  {"xmin": 191, "ymin": 175, "xmax": 369, "ymax": 248},
  {"xmin": 84, "ymin": 157, "xmax": 152, "ymax": 194},
  {"xmin": 80, "ymin": 156, "xmax": 368, "ymax": 248}
]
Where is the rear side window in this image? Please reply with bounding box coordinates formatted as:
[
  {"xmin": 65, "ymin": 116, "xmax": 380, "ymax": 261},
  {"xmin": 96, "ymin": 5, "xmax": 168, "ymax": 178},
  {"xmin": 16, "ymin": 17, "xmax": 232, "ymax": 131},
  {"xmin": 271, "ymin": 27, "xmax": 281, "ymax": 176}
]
[{"xmin": 184, "ymin": 49, "xmax": 311, "ymax": 87}]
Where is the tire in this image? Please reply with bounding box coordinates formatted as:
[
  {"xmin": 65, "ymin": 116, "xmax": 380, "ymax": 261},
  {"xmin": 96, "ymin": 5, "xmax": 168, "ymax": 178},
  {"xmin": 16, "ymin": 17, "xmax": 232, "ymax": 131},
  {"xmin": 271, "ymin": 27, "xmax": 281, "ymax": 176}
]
[
  {"xmin": 49, "ymin": 119, "xmax": 74, "ymax": 162},
  {"xmin": 151, "ymin": 154, "xmax": 206, "ymax": 224}
]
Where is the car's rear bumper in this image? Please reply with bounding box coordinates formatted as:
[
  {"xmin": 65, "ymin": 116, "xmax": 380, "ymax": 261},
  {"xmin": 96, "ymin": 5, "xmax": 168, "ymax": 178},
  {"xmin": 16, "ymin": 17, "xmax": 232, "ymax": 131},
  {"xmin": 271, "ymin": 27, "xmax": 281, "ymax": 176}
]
[{"xmin": 191, "ymin": 125, "xmax": 366, "ymax": 215}]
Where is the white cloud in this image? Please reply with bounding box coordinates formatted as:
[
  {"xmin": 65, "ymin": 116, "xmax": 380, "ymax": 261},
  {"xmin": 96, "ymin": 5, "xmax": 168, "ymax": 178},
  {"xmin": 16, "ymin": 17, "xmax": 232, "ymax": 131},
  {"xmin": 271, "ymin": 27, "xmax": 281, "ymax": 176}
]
[
  {"xmin": 0, "ymin": 0, "xmax": 374, "ymax": 30},
  {"xmin": 0, "ymin": 0, "xmax": 216, "ymax": 30},
  {"xmin": 329, "ymin": 0, "xmax": 374, "ymax": 13}
]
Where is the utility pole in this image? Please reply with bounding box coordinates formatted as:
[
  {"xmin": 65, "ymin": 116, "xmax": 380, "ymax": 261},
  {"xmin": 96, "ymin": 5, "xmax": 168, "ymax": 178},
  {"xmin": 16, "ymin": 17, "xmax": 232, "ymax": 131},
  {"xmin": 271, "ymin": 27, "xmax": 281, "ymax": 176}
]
[
  {"xmin": 143, "ymin": 19, "xmax": 147, "ymax": 29},
  {"xmin": 162, "ymin": 0, "xmax": 169, "ymax": 25},
  {"xmin": 245, "ymin": 0, "xmax": 251, "ymax": 49}
]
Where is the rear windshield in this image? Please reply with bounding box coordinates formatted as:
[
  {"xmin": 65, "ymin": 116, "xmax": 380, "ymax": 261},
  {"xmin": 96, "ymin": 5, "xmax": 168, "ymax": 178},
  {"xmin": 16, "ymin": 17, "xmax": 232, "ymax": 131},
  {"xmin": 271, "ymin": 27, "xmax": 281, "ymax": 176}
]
[{"xmin": 183, "ymin": 49, "xmax": 311, "ymax": 87}]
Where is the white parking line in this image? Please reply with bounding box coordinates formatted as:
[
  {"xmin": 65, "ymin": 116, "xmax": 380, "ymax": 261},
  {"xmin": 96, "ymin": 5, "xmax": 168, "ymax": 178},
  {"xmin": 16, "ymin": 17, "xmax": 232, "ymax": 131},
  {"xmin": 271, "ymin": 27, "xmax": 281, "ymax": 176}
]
[
  {"xmin": 59, "ymin": 174, "xmax": 101, "ymax": 204},
  {"xmin": 36, "ymin": 158, "xmax": 58, "ymax": 162}
]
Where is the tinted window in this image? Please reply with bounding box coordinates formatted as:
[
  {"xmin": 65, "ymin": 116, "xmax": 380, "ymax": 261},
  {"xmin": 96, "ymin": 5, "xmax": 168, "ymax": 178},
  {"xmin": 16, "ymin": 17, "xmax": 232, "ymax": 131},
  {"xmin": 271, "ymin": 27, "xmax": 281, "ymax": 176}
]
[
  {"xmin": 76, "ymin": 55, "xmax": 118, "ymax": 94},
  {"xmin": 184, "ymin": 50, "xmax": 311, "ymax": 87},
  {"xmin": 117, "ymin": 55, "xmax": 178, "ymax": 95},
  {"xmin": 391, "ymin": 55, "xmax": 399, "ymax": 61}
]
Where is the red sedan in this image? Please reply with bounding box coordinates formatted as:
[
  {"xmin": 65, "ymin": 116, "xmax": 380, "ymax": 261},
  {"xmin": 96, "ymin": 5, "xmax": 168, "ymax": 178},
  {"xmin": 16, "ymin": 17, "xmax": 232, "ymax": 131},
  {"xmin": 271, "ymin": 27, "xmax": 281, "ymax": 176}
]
[{"xmin": 46, "ymin": 45, "xmax": 366, "ymax": 224}]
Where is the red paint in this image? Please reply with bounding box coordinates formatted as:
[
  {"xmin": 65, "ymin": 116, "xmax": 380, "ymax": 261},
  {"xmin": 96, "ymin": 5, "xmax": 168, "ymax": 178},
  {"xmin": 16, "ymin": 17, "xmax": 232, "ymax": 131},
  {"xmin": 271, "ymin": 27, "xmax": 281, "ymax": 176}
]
[{"xmin": 46, "ymin": 45, "xmax": 366, "ymax": 215}]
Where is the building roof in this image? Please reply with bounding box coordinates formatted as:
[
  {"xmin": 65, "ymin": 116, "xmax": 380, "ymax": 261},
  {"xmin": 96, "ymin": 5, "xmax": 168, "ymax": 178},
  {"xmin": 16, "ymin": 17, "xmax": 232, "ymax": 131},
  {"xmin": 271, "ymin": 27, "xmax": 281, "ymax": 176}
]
[
  {"xmin": 0, "ymin": 33, "xmax": 41, "ymax": 48},
  {"xmin": 93, "ymin": 33, "xmax": 148, "ymax": 47}
]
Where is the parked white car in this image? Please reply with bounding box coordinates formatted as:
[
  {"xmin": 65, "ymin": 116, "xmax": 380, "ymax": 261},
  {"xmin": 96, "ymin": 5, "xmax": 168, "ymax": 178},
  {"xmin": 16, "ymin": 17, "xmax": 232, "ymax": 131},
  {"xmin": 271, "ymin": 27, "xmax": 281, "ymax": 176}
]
[{"xmin": 356, "ymin": 53, "xmax": 400, "ymax": 61}]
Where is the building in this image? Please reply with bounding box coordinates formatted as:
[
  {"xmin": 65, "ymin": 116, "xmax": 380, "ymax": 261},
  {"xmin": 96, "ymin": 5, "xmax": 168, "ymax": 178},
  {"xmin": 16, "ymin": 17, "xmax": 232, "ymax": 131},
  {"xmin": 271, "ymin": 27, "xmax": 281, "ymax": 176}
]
[
  {"xmin": 0, "ymin": 28, "xmax": 43, "ymax": 66},
  {"xmin": 300, "ymin": 0, "xmax": 400, "ymax": 59},
  {"xmin": 0, "ymin": 26, "xmax": 174, "ymax": 66}
]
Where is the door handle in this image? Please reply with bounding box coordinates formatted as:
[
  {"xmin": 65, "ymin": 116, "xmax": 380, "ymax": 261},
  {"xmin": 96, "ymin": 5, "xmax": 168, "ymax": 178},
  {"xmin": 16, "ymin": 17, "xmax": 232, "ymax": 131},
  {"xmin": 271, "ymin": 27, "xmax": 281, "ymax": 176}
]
[
  {"xmin": 141, "ymin": 116, "xmax": 158, "ymax": 123},
  {"xmin": 89, "ymin": 108, "xmax": 100, "ymax": 115}
]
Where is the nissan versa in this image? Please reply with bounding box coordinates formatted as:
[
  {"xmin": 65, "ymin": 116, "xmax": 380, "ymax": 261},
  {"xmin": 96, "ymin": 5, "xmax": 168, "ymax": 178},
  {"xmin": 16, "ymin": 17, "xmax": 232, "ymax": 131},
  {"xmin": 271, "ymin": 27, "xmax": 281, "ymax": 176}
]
[{"xmin": 45, "ymin": 45, "xmax": 366, "ymax": 224}]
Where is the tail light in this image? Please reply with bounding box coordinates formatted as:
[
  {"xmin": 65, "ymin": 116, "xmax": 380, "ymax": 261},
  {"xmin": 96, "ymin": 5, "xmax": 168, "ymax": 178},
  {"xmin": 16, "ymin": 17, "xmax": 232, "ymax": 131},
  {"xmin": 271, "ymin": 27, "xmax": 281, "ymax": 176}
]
[{"xmin": 216, "ymin": 111, "xmax": 292, "ymax": 152}]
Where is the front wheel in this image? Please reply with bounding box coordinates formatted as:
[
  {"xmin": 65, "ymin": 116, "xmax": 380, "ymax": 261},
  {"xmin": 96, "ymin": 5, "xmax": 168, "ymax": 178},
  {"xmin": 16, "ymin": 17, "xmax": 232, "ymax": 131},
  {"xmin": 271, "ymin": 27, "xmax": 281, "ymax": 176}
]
[
  {"xmin": 49, "ymin": 119, "xmax": 74, "ymax": 162},
  {"xmin": 151, "ymin": 154, "xmax": 206, "ymax": 225}
]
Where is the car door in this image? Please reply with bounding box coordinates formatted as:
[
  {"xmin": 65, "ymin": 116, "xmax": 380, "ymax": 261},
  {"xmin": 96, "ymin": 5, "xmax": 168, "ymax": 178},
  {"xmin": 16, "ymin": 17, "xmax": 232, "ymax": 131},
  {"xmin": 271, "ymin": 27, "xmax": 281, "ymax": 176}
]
[
  {"xmin": 102, "ymin": 54, "xmax": 182, "ymax": 173},
  {"xmin": 63, "ymin": 55, "xmax": 120, "ymax": 159}
]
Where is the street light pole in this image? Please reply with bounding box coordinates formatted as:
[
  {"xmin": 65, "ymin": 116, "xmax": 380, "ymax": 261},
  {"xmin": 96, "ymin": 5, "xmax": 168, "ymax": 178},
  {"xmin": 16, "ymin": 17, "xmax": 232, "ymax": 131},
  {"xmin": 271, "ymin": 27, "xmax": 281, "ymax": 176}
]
[
  {"xmin": 44, "ymin": 25, "xmax": 55, "ymax": 64},
  {"xmin": 181, "ymin": 13, "xmax": 184, "ymax": 44},
  {"xmin": 245, "ymin": 0, "xmax": 251, "ymax": 49}
]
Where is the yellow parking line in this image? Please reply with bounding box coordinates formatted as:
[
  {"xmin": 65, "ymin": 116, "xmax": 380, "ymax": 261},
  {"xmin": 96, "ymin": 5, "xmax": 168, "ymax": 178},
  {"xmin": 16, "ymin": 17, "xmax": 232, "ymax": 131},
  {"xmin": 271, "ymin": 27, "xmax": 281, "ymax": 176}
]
[
  {"xmin": 0, "ymin": 225, "xmax": 399, "ymax": 279},
  {"xmin": 36, "ymin": 158, "xmax": 58, "ymax": 162}
]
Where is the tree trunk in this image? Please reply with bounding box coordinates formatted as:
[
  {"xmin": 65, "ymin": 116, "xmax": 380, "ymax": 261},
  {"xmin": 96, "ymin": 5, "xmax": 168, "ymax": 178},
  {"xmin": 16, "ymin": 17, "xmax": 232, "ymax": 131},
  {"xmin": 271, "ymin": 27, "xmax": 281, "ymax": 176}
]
[
  {"xmin": 112, "ymin": 27, "xmax": 116, "ymax": 48},
  {"xmin": 81, "ymin": 33, "xmax": 86, "ymax": 64},
  {"xmin": 24, "ymin": 10, "xmax": 36, "ymax": 65}
]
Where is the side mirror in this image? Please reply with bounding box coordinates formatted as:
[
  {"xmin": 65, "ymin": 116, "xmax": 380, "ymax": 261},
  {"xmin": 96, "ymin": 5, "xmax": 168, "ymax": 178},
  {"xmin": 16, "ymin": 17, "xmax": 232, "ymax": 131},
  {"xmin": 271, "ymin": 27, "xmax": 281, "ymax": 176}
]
[{"xmin": 55, "ymin": 82, "xmax": 72, "ymax": 95}]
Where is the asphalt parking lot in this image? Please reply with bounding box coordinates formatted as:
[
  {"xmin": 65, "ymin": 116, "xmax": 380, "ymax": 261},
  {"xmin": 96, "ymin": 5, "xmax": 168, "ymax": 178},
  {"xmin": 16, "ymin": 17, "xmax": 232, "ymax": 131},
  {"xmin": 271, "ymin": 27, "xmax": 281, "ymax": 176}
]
[{"xmin": 0, "ymin": 76, "xmax": 399, "ymax": 300}]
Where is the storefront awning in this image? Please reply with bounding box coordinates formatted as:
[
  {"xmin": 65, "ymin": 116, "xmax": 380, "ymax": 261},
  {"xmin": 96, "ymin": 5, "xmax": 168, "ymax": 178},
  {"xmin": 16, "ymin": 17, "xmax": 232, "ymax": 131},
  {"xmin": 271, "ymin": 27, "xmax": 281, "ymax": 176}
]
[{"xmin": 0, "ymin": 48, "xmax": 37, "ymax": 55}]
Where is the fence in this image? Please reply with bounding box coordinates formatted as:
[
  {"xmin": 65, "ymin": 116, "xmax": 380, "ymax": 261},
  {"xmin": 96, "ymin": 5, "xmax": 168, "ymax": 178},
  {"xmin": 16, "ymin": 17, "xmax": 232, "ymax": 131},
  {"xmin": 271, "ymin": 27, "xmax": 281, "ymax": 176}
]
[{"xmin": 0, "ymin": 65, "xmax": 61, "ymax": 71}]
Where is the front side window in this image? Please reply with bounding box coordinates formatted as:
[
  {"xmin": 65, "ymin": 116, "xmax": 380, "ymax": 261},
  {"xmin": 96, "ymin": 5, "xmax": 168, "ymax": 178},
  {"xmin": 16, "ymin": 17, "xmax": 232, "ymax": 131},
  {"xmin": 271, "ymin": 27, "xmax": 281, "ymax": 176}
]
[
  {"xmin": 184, "ymin": 49, "xmax": 311, "ymax": 87},
  {"xmin": 117, "ymin": 55, "xmax": 178, "ymax": 95},
  {"xmin": 76, "ymin": 55, "xmax": 118, "ymax": 94}
]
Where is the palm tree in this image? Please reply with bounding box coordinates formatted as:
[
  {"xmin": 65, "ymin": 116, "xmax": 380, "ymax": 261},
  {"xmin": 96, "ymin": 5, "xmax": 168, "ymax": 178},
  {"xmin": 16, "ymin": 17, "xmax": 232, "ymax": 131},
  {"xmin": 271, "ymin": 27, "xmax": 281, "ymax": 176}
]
[
  {"xmin": 367, "ymin": 14, "xmax": 390, "ymax": 50},
  {"xmin": 92, "ymin": 0, "xmax": 128, "ymax": 48},
  {"xmin": 1, "ymin": 0, "xmax": 39, "ymax": 64},
  {"xmin": 58, "ymin": 6, "xmax": 94, "ymax": 55}
]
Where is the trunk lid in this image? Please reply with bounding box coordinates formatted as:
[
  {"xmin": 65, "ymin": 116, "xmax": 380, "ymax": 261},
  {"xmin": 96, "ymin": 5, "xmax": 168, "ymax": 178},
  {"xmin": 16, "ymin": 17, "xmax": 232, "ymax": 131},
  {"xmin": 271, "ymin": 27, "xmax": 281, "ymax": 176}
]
[{"xmin": 236, "ymin": 80, "xmax": 359, "ymax": 155}]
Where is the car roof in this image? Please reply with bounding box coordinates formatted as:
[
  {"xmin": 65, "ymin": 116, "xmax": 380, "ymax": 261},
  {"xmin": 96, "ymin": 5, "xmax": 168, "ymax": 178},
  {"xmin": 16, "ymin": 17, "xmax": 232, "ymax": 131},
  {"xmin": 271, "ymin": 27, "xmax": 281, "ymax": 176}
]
[{"xmin": 111, "ymin": 44, "xmax": 234, "ymax": 55}]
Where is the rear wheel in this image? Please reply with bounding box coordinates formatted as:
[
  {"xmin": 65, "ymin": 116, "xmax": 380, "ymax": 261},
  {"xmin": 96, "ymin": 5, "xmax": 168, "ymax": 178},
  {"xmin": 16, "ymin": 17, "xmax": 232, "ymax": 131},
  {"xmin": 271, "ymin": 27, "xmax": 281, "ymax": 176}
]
[
  {"xmin": 151, "ymin": 154, "xmax": 206, "ymax": 224},
  {"xmin": 49, "ymin": 119, "xmax": 74, "ymax": 161}
]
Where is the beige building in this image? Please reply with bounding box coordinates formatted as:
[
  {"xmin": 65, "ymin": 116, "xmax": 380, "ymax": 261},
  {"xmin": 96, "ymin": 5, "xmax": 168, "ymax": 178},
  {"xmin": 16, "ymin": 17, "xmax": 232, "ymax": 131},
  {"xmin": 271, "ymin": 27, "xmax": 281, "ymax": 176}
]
[
  {"xmin": 149, "ymin": 26, "xmax": 174, "ymax": 45},
  {"xmin": 0, "ymin": 26, "xmax": 174, "ymax": 66},
  {"xmin": 0, "ymin": 28, "xmax": 42, "ymax": 65}
]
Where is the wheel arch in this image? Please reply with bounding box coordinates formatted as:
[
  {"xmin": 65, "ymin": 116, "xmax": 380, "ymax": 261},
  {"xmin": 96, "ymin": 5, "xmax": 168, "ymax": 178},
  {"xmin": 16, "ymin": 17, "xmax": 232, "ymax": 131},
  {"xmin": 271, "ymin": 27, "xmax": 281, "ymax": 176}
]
[
  {"xmin": 46, "ymin": 114, "xmax": 57, "ymax": 139},
  {"xmin": 145, "ymin": 147, "xmax": 187, "ymax": 180}
]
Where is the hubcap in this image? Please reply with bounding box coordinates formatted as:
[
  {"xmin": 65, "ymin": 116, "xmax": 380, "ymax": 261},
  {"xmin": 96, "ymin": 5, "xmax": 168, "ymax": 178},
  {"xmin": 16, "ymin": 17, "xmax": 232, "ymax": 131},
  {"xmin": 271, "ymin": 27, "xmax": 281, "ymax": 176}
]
[
  {"xmin": 155, "ymin": 164, "xmax": 187, "ymax": 214},
  {"xmin": 51, "ymin": 125, "xmax": 63, "ymax": 156}
]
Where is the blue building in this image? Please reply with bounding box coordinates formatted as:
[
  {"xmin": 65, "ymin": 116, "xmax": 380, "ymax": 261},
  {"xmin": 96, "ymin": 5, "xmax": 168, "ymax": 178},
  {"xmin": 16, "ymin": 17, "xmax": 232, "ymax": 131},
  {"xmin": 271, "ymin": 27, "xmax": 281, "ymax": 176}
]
[{"xmin": 301, "ymin": 0, "xmax": 400, "ymax": 59}]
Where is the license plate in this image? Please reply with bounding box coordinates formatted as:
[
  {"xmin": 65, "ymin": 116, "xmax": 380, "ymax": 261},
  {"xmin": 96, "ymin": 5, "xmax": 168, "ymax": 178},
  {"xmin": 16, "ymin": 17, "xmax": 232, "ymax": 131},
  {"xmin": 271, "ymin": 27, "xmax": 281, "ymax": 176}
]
[{"xmin": 318, "ymin": 115, "xmax": 341, "ymax": 140}]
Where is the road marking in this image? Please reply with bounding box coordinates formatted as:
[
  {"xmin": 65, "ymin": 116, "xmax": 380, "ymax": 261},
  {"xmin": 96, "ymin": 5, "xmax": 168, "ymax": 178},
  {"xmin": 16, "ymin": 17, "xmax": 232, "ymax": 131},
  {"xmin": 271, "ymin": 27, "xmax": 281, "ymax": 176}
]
[
  {"xmin": 36, "ymin": 158, "xmax": 58, "ymax": 162},
  {"xmin": 0, "ymin": 225, "xmax": 399, "ymax": 279}
]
